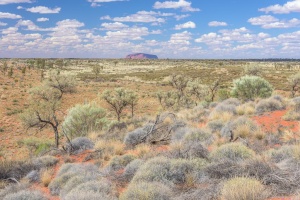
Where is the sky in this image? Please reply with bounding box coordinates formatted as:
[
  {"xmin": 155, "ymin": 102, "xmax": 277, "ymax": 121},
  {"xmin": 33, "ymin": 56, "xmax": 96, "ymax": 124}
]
[{"xmin": 0, "ymin": 0, "xmax": 300, "ymax": 58}]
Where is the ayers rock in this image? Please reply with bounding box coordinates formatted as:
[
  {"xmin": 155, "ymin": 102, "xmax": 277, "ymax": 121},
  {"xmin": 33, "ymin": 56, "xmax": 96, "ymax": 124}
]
[{"xmin": 126, "ymin": 53, "xmax": 158, "ymax": 59}]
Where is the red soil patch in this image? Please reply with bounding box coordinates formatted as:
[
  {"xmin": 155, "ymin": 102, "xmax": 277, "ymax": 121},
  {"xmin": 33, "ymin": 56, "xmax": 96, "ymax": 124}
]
[{"xmin": 253, "ymin": 110, "xmax": 299, "ymax": 133}]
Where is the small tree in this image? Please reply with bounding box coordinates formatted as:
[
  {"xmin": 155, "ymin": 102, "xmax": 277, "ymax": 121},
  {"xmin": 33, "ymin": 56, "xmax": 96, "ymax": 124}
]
[
  {"xmin": 231, "ymin": 75, "xmax": 273, "ymax": 101},
  {"xmin": 208, "ymin": 78, "xmax": 220, "ymax": 102},
  {"xmin": 46, "ymin": 70, "xmax": 76, "ymax": 99},
  {"xmin": 92, "ymin": 65, "xmax": 103, "ymax": 80},
  {"xmin": 8, "ymin": 67, "xmax": 13, "ymax": 78},
  {"xmin": 127, "ymin": 90, "xmax": 138, "ymax": 118},
  {"xmin": 101, "ymin": 88, "xmax": 130, "ymax": 122},
  {"xmin": 20, "ymin": 86, "xmax": 62, "ymax": 147},
  {"xmin": 62, "ymin": 103, "xmax": 107, "ymax": 139},
  {"xmin": 288, "ymin": 72, "xmax": 300, "ymax": 97},
  {"xmin": 244, "ymin": 64, "xmax": 262, "ymax": 76},
  {"xmin": 2, "ymin": 61, "xmax": 8, "ymax": 75}
]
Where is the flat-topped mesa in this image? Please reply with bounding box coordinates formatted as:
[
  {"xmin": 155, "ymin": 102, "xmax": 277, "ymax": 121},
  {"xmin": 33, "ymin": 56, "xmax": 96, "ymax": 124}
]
[{"xmin": 126, "ymin": 53, "xmax": 158, "ymax": 59}]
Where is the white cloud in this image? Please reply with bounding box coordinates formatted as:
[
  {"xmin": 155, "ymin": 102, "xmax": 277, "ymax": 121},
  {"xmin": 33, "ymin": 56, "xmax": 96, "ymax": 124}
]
[
  {"xmin": 88, "ymin": 0, "xmax": 127, "ymax": 7},
  {"xmin": 174, "ymin": 21, "xmax": 195, "ymax": 30},
  {"xmin": 26, "ymin": 6, "xmax": 61, "ymax": 14},
  {"xmin": 208, "ymin": 21, "xmax": 228, "ymax": 27},
  {"xmin": 169, "ymin": 31, "xmax": 191, "ymax": 45},
  {"xmin": 0, "ymin": 21, "xmax": 7, "ymax": 26},
  {"xmin": 102, "ymin": 11, "xmax": 169, "ymax": 23},
  {"xmin": 153, "ymin": 0, "xmax": 200, "ymax": 12},
  {"xmin": 0, "ymin": 0, "xmax": 32, "ymax": 5},
  {"xmin": 259, "ymin": 0, "xmax": 300, "ymax": 14},
  {"xmin": 174, "ymin": 14, "xmax": 190, "ymax": 20},
  {"xmin": 248, "ymin": 15, "xmax": 300, "ymax": 28},
  {"xmin": 0, "ymin": 12, "xmax": 22, "ymax": 19},
  {"xmin": 17, "ymin": 6, "xmax": 23, "ymax": 9},
  {"xmin": 101, "ymin": 22, "xmax": 128, "ymax": 30},
  {"xmin": 37, "ymin": 18, "xmax": 49, "ymax": 22}
]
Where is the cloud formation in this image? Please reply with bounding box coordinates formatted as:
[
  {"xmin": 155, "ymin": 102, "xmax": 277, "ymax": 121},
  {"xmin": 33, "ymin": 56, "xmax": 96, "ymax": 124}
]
[
  {"xmin": 26, "ymin": 6, "xmax": 61, "ymax": 14},
  {"xmin": 208, "ymin": 21, "xmax": 228, "ymax": 27},
  {"xmin": 174, "ymin": 21, "xmax": 195, "ymax": 29},
  {"xmin": 154, "ymin": 0, "xmax": 200, "ymax": 12},
  {"xmin": 259, "ymin": 0, "xmax": 300, "ymax": 14}
]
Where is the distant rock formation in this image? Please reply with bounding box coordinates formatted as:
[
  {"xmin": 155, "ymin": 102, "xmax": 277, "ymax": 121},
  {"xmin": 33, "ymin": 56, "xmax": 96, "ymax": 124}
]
[{"xmin": 126, "ymin": 53, "xmax": 158, "ymax": 59}]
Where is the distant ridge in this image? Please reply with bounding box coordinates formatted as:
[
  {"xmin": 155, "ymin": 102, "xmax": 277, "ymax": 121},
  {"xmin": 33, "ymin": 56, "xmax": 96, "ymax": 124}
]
[{"xmin": 126, "ymin": 53, "xmax": 158, "ymax": 59}]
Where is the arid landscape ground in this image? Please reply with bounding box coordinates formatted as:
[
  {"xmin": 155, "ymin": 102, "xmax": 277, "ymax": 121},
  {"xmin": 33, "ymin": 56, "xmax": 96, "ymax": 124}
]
[{"xmin": 1, "ymin": 59, "xmax": 300, "ymax": 200}]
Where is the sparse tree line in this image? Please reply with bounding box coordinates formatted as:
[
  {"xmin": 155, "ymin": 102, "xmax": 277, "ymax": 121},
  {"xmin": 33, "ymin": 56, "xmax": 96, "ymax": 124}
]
[{"xmin": 18, "ymin": 63, "xmax": 300, "ymax": 151}]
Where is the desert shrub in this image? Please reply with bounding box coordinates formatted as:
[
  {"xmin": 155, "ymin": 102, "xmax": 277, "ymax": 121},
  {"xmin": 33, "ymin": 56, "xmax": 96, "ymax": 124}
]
[
  {"xmin": 49, "ymin": 163, "xmax": 100, "ymax": 195},
  {"xmin": 63, "ymin": 178, "xmax": 117, "ymax": 200},
  {"xmin": 265, "ymin": 145, "xmax": 300, "ymax": 163},
  {"xmin": 205, "ymin": 160, "xmax": 242, "ymax": 179},
  {"xmin": 123, "ymin": 159, "xmax": 144, "ymax": 182},
  {"xmin": 221, "ymin": 177, "xmax": 268, "ymax": 200},
  {"xmin": 40, "ymin": 168, "xmax": 52, "ymax": 187},
  {"xmin": 25, "ymin": 170, "xmax": 39, "ymax": 182},
  {"xmin": 124, "ymin": 124, "xmax": 152, "ymax": 147},
  {"xmin": 256, "ymin": 97, "xmax": 285, "ymax": 113},
  {"xmin": 236, "ymin": 102, "xmax": 255, "ymax": 115},
  {"xmin": 244, "ymin": 64, "xmax": 262, "ymax": 76},
  {"xmin": 242, "ymin": 158, "xmax": 273, "ymax": 180},
  {"xmin": 213, "ymin": 103, "xmax": 237, "ymax": 114},
  {"xmin": 222, "ymin": 98, "xmax": 241, "ymax": 106},
  {"xmin": 3, "ymin": 190, "xmax": 47, "ymax": 200},
  {"xmin": 171, "ymin": 140, "xmax": 209, "ymax": 160},
  {"xmin": 120, "ymin": 181, "xmax": 172, "ymax": 200},
  {"xmin": 108, "ymin": 154, "xmax": 136, "ymax": 171},
  {"xmin": 171, "ymin": 127, "xmax": 190, "ymax": 142},
  {"xmin": 207, "ymin": 120, "xmax": 225, "ymax": 133},
  {"xmin": 284, "ymin": 97, "xmax": 300, "ymax": 120},
  {"xmin": 124, "ymin": 113, "xmax": 184, "ymax": 147},
  {"xmin": 217, "ymin": 88, "xmax": 231, "ymax": 101},
  {"xmin": 220, "ymin": 116, "xmax": 259, "ymax": 140},
  {"xmin": 210, "ymin": 143, "xmax": 255, "ymax": 162},
  {"xmin": 132, "ymin": 157, "xmax": 207, "ymax": 185},
  {"xmin": 231, "ymin": 75, "xmax": 273, "ymax": 101},
  {"xmin": 65, "ymin": 137, "xmax": 94, "ymax": 154},
  {"xmin": 32, "ymin": 155, "xmax": 59, "ymax": 168},
  {"xmin": 174, "ymin": 184, "xmax": 221, "ymax": 200},
  {"xmin": 0, "ymin": 160, "xmax": 36, "ymax": 180},
  {"xmin": 60, "ymin": 175, "xmax": 97, "ymax": 198},
  {"xmin": 0, "ymin": 183, "xmax": 29, "ymax": 199},
  {"xmin": 62, "ymin": 103, "xmax": 107, "ymax": 139},
  {"xmin": 183, "ymin": 128, "xmax": 213, "ymax": 144}
]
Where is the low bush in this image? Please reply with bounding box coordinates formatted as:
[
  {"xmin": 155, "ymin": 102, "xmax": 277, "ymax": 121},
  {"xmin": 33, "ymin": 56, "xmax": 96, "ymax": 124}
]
[
  {"xmin": 120, "ymin": 181, "xmax": 172, "ymax": 200},
  {"xmin": 170, "ymin": 141, "xmax": 209, "ymax": 160},
  {"xmin": 108, "ymin": 154, "xmax": 136, "ymax": 171},
  {"xmin": 124, "ymin": 124, "xmax": 152, "ymax": 147},
  {"xmin": 207, "ymin": 120, "xmax": 225, "ymax": 133},
  {"xmin": 25, "ymin": 170, "xmax": 39, "ymax": 182},
  {"xmin": 65, "ymin": 137, "xmax": 94, "ymax": 154},
  {"xmin": 49, "ymin": 163, "xmax": 100, "ymax": 195},
  {"xmin": 3, "ymin": 190, "xmax": 47, "ymax": 200},
  {"xmin": 256, "ymin": 97, "xmax": 285, "ymax": 114},
  {"xmin": 132, "ymin": 157, "xmax": 207, "ymax": 186},
  {"xmin": 221, "ymin": 177, "xmax": 268, "ymax": 200},
  {"xmin": 183, "ymin": 128, "xmax": 213, "ymax": 144},
  {"xmin": 63, "ymin": 179, "xmax": 117, "ymax": 200},
  {"xmin": 210, "ymin": 143, "xmax": 255, "ymax": 162},
  {"xmin": 0, "ymin": 160, "xmax": 36, "ymax": 180},
  {"xmin": 32, "ymin": 155, "xmax": 59, "ymax": 168},
  {"xmin": 220, "ymin": 116, "xmax": 259, "ymax": 141},
  {"xmin": 123, "ymin": 159, "xmax": 144, "ymax": 182},
  {"xmin": 0, "ymin": 183, "xmax": 29, "ymax": 199}
]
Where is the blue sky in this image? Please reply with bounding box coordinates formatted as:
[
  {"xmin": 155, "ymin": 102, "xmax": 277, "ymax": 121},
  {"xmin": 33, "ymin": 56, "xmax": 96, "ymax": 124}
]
[{"xmin": 0, "ymin": 0, "xmax": 300, "ymax": 58}]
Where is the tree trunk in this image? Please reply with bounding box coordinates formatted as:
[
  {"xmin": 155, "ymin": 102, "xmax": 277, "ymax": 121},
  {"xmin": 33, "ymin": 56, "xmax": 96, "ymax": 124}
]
[{"xmin": 54, "ymin": 127, "xmax": 59, "ymax": 148}]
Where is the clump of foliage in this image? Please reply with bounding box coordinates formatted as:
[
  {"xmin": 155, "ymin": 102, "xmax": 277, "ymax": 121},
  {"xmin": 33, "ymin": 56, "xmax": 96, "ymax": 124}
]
[
  {"xmin": 231, "ymin": 75, "xmax": 273, "ymax": 101},
  {"xmin": 62, "ymin": 103, "xmax": 107, "ymax": 139}
]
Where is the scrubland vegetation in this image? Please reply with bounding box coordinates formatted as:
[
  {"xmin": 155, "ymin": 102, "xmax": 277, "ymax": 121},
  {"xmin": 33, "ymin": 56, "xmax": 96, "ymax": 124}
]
[{"xmin": 1, "ymin": 58, "xmax": 300, "ymax": 199}]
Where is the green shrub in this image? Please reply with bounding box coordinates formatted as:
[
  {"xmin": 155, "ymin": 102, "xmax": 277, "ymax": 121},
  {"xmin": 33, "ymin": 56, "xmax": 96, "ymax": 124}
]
[
  {"xmin": 231, "ymin": 76, "xmax": 273, "ymax": 101},
  {"xmin": 120, "ymin": 182, "xmax": 172, "ymax": 200},
  {"xmin": 108, "ymin": 154, "xmax": 136, "ymax": 171},
  {"xmin": 62, "ymin": 103, "xmax": 107, "ymax": 138},
  {"xmin": 221, "ymin": 177, "xmax": 268, "ymax": 200},
  {"xmin": 210, "ymin": 143, "xmax": 255, "ymax": 162}
]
